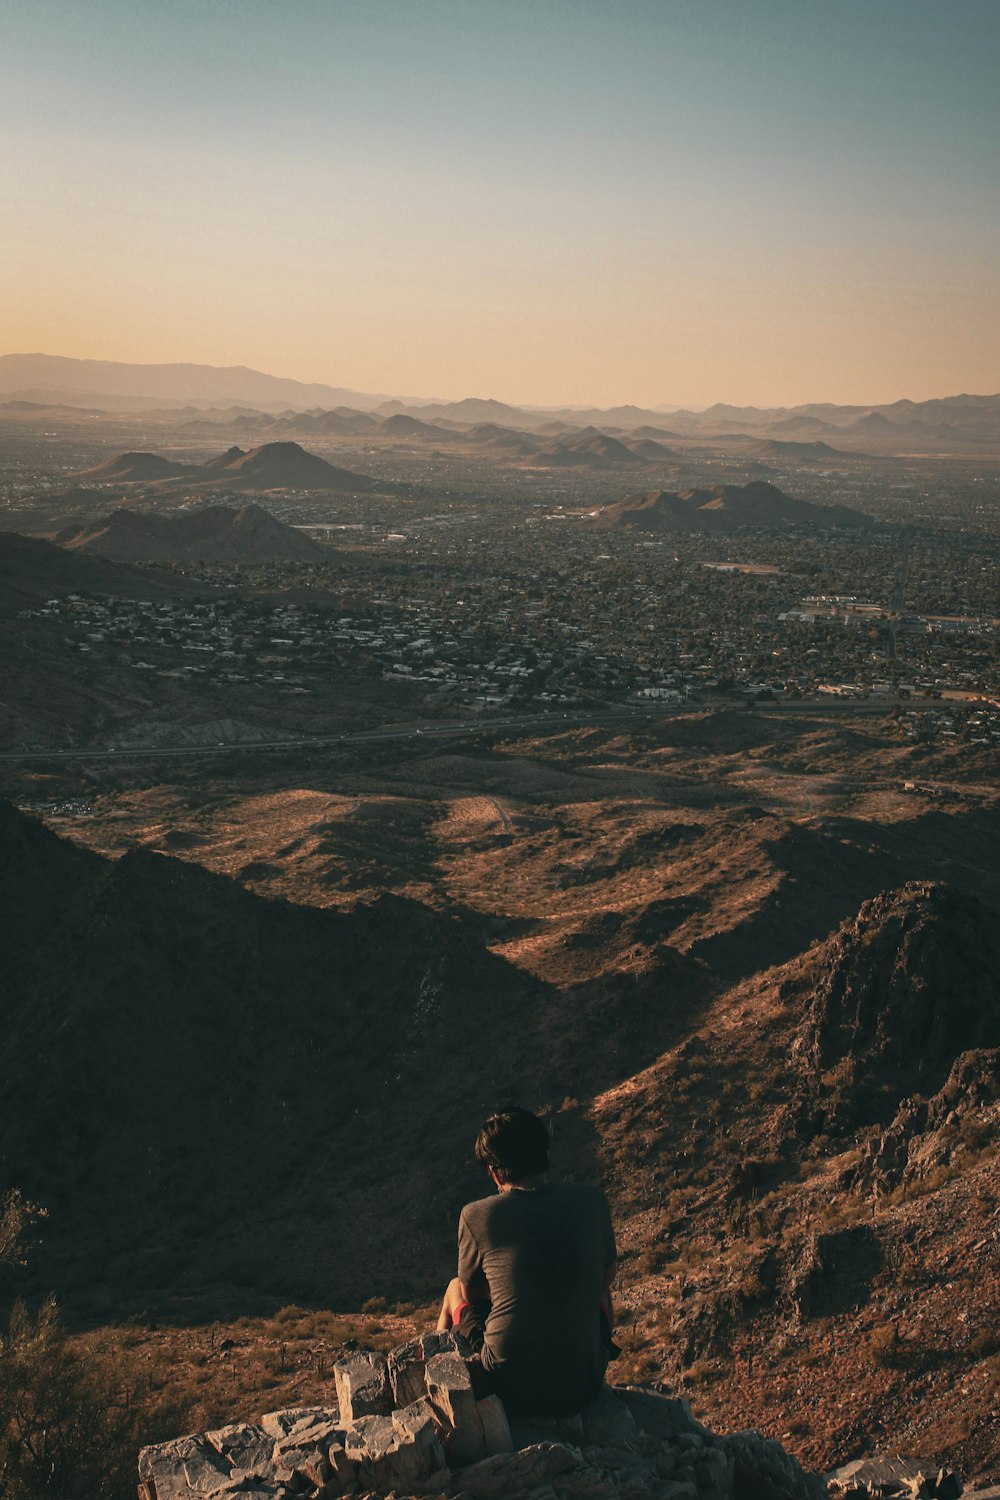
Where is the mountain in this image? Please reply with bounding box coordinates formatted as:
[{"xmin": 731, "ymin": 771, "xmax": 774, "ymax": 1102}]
[
  {"xmin": 461, "ymin": 423, "xmax": 540, "ymax": 456},
  {"xmin": 202, "ymin": 440, "xmax": 370, "ymax": 491},
  {"xmin": 0, "ymin": 529, "xmax": 212, "ymax": 611},
  {"xmin": 622, "ymin": 436, "xmax": 683, "ymax": 462},
  {"xmin": 377, "ymin": 396, "xmax": 532, "ymax": 426},
  {"xmin": 793, "ymin": 882, "xmax": 1000, "ymax": 1112},
  {"xmin": 55, "ymin": 503, "xmax": 329, "ymax": 565},
  {"xmin": 745, "ymin": 438, "xmax": 863, "ymax": 462},
  {"xmin": 69, "ymin": 442, "xmax": 376, "ymax": 494},
  {"xmin": 379, "ymin": 413, "xmax": 444, "ymax": 438},
  {"xmin": 630, "ymin": 424, "xmax": 684, "ymax": 440},
  {"xmin": 0, "ymin": 801, "xmax": 551, "ymax": 1307},
  {"xmin": 0, "ymin": 354, "xmax": 390, "ymax": 413},
  {"xmin": 654, "ymin": 396, "xmax": 1000, "ymax": 453},
  {"xmin": 526, "ymin": 426, "xmax": 644, "ymax": 468},
  {"xmin": 592, "ymin": 481, "xmax": 870, "ymax": 532},
  {"xmin": 74, "ymin": 452, "xmax": 191, "ymax": 482}
]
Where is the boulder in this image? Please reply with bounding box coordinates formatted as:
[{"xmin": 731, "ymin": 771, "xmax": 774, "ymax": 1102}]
[
  {"xmin": 138, "ymin": 1436, "xmax": 231, "ymax": 1500},
  {"xmin": 334, "ymin": 1352, "xmax": 393, "ymax": 1423},
  {"xmin": 260, "ymin": 1410, "xmax": 338, "ymax": 1444},
  {"xmin": 476, "ymin": 1396, "xmax": 513, "ymax": 1458},
  {"xmin": 389, "ymin": 1330, "xmax": 471, "ymax": 1407},
  {"xmin": 425, "ymin": 1351, "xmax": 487, "ymax": 1465},
  {"xmin": 580, "ymin": 1389, "xmax": 638, "ymax": 1449},
  {"xmin": 458, "ymin": 1441, "xmax": 586, "ymax": 1498},
  {"xmin": 344, "ymin": 1410, "xmax": 440, "ymax": 1490}
]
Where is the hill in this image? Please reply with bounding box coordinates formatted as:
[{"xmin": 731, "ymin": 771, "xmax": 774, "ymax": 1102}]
[
  {"xmin": 526, "ymin": 426, "xmax": 644, "ymax": 468},
  {"xmin": 622, "ymin": 436, "xmax": 683, "ymax": 462},
  {"xmin": 0, "ymin": 529, "xmax": 212, "ymax": 612},
  {"xmin": 203, "ymin": 441, "xmax": 372, "ymax": 491},
  {"xmin": 379, "ymin": 413, "xmax": 445, "ymax": 439},
  {"xmin": 746, "ymin": 438, "xmax": 864, "ymax": 462},
  {"xmin": 55, "ymin": 503, "xmax": 329, "ymax": 564},
  {"xmin": 70, "ymin": 442, "xmax": 376, "ymax": 494},
  {"xmin": 74, "ymin": 452, "xmax": 190, "ymax": 482},
  {"xmin": 592, "ymin": 481, "xmax": 870, "ymax": 531},
  {"xmin": 0, "ymin": 801, "xmax": 552, "ymax": 1310}
]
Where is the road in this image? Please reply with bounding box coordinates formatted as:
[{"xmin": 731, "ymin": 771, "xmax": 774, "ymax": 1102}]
[{"xmin": 0, "ymin": 698, "xmax": 901, "ymax": 764}]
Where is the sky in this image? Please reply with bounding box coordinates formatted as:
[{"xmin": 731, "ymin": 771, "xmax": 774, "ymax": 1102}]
[{"xmin": 2, "ymin": 0, "xmax": 998, "ymax": 409}]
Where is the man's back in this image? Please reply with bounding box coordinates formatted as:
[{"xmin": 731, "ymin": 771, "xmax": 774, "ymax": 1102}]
[{"xmin": 458, "ymin": 1181, "xmax": 616, "ymax": 1416}]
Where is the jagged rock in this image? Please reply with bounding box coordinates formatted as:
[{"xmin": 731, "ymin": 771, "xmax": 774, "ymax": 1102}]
[
  {"xmin": 793, "ymin": 884, "xmax": 1000, "ymax": 1109},
  {"xmin": 140, "ymin": 1362, "xmax": 830, "ymax": 1500},
  {"xmin": 935, "ymin": 1469, "xmax": 962, "ymax": 1500},
  {"xmin": 260, "ymin": 1410, "xmax": 339, "ymax": 1444},
  {"xmin": 722, "ymin": 1431, "xmax": 824, "ymax": 1500},
  {"xmin": 457, "ymin": 1441, "xmax": 585, "ymax": 1498},
  {"xmin": 139, "ymin": 1436, "xmax": 233, "ymax": 1499},
  {"xmin": 581, "ymin": 1388, "xmax": 638, "ymax": 1448},
  {"xmin": 326, "ymin": 1443, "xmax": 359, "ymax": 1492},
  {"xmin": 511, "ymin": 1417, "xmax": 584, "ymax": 1451},
  {"xmin": 205, "ymin": 1425, "xmax": 276, "ymax": 1478},
  {"xmin": 392, "ymin": 1396, "xmax": 441, "ymax": 1448},
  {"xmin": 202, "ymin": 1482, "xmax": 285, "ymax": 1500},
  {"xmin": 425, "ymin": 1352, "xmax": 487, "ymax": 1465},
  {"xmin": 335, "ymin": 1352, "xmax": 393, "ymax": 1423},
  {"xmin": 271, "ymin": 1417, "xmax": 343, "ymax": 1485},
  {"xmin": 476, "ymin": 1396, "xmax": 513, "ymax": 1458},
  {"xmin": 344, "ymin": 1410, "xmax": 440, "ymax": 1490},
  {"xmin": 828, "ymin": 1458, "xmax": 962, "ymax": 1500},
  {"xmin": 610, "ymin": 1391, "xmax": 707, "ymax": 1444},
  {"xmin": 389, "ymin": 1331, "xmax": 471, "ymax": 1407}
]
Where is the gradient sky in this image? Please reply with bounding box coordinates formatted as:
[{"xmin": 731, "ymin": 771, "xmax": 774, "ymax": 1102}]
[{"xmin": 2, "ymin": 0, "xmax": 998, "ymax": 408}]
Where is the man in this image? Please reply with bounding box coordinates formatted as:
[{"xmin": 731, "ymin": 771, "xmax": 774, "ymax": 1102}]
[{"xmin": 438, "ymin": 1106, "xmax": 618, "ymax": 1418}]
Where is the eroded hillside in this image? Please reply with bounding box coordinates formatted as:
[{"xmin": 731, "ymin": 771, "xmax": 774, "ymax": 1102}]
[{"xmin": 2, "ymin": 709, "xmax": 999, "ymax": 1484}]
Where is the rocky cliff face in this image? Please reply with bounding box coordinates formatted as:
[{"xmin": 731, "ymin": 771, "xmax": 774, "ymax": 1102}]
[{"xmin": 796, "ymin": 883, "xmax": 1000, "ymax": 1082}]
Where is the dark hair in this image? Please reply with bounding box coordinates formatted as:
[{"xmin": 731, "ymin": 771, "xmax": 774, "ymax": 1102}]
[{"xmin": 475, "ymin": 1108, "xmax": 550, "ymax": 1183}]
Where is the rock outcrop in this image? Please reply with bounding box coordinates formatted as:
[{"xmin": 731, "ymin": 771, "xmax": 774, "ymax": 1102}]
[{"xmin": 138, "ymin": 1333, "xmax": 825, "ymax": 1500}]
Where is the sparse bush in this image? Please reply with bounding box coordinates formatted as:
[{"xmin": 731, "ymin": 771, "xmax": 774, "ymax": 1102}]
[
  {"xmin": 0, "ymin": 1298, "xmax": 188, "ymax": 1500},
  {"xmin": 866, "ymin": 1323, "xmax": 899, "ymax": 1367},
  {"xmin": 0, "ymin": 1192, "xmax": 45, "ymax": 1270},
  {"xmin": 738, "ymin": 1272, "xmax": 770, "ymax": 1304},
  {"xmin": 959, "ymin": 1117, "xmax": 991, "ymax": 1153}
]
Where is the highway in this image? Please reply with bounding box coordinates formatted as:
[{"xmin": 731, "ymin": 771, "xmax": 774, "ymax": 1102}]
[{"xmin": 0, "ymin": 698, "xmax": 901, "ymax": 764}]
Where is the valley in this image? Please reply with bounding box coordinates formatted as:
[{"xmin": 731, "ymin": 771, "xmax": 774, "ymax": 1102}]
[{"xmin": 0, "ymin": 394, "xmax": 998, "ymax": 1492}]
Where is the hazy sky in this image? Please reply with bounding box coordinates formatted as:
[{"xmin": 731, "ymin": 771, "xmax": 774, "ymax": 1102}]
[{"xmin": 2, "ymin": 0, "xmax": 998, "ymax": 408}]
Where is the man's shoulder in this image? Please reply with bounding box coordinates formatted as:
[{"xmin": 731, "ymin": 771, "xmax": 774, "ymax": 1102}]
[{"xmin": 459, "ymin": 1194, "xmax": 498, "ymax": 1231}]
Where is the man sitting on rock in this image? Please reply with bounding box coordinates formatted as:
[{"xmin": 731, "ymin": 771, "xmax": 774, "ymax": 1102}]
[{"xmin": 437, "ymin": 1106, "xmax": 618, "ymax": 1419}]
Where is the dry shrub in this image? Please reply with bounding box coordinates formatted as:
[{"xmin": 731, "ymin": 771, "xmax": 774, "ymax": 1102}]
[
  {"xmin": 866, "ymin": 1323, "xmax": 899, "ymax": 1368},
  {"xmin": 0, "ymin": 1298, "xmax": 188, "ymax": 1500}
]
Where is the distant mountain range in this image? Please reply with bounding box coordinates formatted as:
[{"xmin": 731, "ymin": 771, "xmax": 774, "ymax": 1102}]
[
  {"xmin": 55, "ymin": 503, "xmax": 328, "ymax": 565},
  {"xmin": 592, "ymin": 481, "xmax": 871, "ymax": 532},
  {"xmin": 2, "ymin": 355, "xmax": 998, "ymax": 453},
  {"xmin": 0, "ymin": 353, "xmax": 392, "ymax": 413},
  {"xmin": 72, "ymin": 441, "xmax": 375, "ymax": 493}
]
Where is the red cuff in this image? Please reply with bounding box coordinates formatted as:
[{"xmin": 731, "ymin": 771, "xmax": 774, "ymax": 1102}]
[{"xmin": 450, "ymin": 1300, "xmax": 471, "ymax": 1326}]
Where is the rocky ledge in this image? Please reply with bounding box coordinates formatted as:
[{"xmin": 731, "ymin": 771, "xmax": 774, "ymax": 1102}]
[{"xmin": 138, "ymin": 1331, "xmax": 829, "ymax": 1500}]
